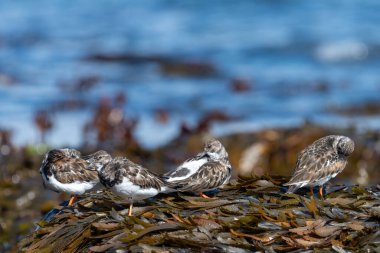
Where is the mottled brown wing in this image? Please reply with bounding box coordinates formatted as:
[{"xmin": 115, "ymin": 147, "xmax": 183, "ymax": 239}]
[
  {"xmin": 99, "ymin": 157, "xmax": 163, "ymax": 190},
  {"xmin": 167, "ymin": 161, "xmax": 230, "ymax": 192},
  {"xmin": 127, "ymin": 161, "xmax": 164, "ymax": 191},
  {"xmin": 51, "ymin": 157, "xmax": 98, "ymax": 184},
  {"xmin": 284, "ymin": 147, "xmax": 337, "ymax": 186}
]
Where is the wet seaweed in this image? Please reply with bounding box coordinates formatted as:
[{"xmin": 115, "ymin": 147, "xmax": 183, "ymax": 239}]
[{"xmin": 19, "ymin": 177, "xmax": 380, "ymax": 252}]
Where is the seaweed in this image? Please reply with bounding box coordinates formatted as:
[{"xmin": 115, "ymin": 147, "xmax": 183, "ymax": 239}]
[{"xmin": 19, "ymin": 177, "xmax": 380, "ymax": 252}]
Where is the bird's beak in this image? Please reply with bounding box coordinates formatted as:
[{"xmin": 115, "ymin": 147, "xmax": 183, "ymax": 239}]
[{"xmin": 82, "ymin": 155, "xmax": 93, "ymax": 162}]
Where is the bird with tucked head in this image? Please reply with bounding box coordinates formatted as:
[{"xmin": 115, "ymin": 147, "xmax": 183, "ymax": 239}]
[{"xmin": 284, "ymin": 135, "xmax": 354, "ymax": 197}]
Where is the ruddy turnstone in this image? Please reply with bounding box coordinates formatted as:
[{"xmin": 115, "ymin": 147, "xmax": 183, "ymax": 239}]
[
  {"xmin": 284, "ymin": 135, "xmax": 354, "ymax": 197},
  {"xmin": 84, "ymin": 150, "xmax": 113, "ymax": 172},
  {"xmin": 98, "ymin": 157, "xmax": 164, "ymax": 216},
  {"xmin": 163, "ymin": 138, "xmax": 232, "ymax": 198},
  {"xmin": 39, "ymin": 149, "xmax": 111, "ymax": 206}
]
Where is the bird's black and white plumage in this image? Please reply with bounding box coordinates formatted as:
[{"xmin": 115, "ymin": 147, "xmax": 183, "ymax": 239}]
[
  {"xmin": 98, "ymin": 156, "xmax": 164, "ymax": 215},
  {"xmin": 163, "ymin": 138, "xmax": 232, "ymax": 195},
  {"xmin": 84, "ymin": 150, "xmax": 113, "ymax": 172},
  {"xmin": 284, "ymin": 135, "xmax": 355, "ymax": 194},
  {"xmin": 39, "ymin": 149, "xmax": 112, "ymax": 205}
]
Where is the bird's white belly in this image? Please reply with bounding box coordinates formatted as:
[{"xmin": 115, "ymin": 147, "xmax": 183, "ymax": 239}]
[
  {"xmin": 112, "ymin": 177, "xmax": 159, "ymax": 201},
  {"xmin": 166, "ymin": 158, "xmax": 207, "ymax": 182},
  {"xmin": 45, "ymin": 175, "xmax": 98, "ymax": 195}
]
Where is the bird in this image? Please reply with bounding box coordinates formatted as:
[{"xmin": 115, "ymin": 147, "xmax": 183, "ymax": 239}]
[
  {"xmin": 39, "ymin": 149, "xmax": 112, "ymax": 206},
  {"xmin": 163, "ymin": 138, "xmax": 232, "ymax": 198},
  {"xmin": 98, "ymin": 156, "xmax": 164, "ymax": 216},
  {"xmin": 284, "ymin": 135, "xmax": 355, "ymax": 197},
  {"xmin": 83, "ymin": 150, "xmax": 113, "ymax": 172}
]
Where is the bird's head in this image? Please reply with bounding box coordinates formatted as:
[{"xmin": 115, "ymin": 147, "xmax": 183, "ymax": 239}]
[
  {"xmin": 46, "ymin": 148, "xmax": 80, "ymax": 162},
  {"xmin": 334, "ymin": 136, "xmax": 355, "ymax": 157},
  {"xmin": 84, "ymin": 150, "xmax": 112, "ymax": 171},
  {"xmin": 204, "ymin": 138, "xmax": 228, "ymax": 160}
]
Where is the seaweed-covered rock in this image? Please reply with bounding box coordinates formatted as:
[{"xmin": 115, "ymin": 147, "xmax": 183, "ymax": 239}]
[{"xmin": 19, "ymin": 177, "xmax": 380, "ymax": 252}]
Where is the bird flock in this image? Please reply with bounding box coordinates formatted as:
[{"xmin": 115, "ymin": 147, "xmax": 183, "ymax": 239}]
[
  {"xmin": 39, "ymin": 135, "xmax": 354, "ymax": 216},
  {"xmin": 40, "ymin": 138, "xmax": 232, "ymax": 216}
]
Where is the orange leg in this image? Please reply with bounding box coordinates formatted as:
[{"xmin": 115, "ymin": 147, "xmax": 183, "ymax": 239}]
[
  {"xmin": 200, "ymin": 193, "xmax": 211, "ymax": 199},
  {"xmin": 310, "ymin": 186, "xmax": 314, "ymax": 197},
  {"xmin": 128, "ymin": 203, "xmax": 133, "ymax": 216},
  {"xmin": 68, "ymin": 195, "xmax": 76, "ymax": 206},
  {"xmin": 319, "ymin": 186, "xmax": 324, "ymax": 198}
]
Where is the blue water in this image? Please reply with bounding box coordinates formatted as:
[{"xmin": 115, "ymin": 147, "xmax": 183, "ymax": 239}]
[{"xmin": 1, "ymin": 0, "xmax": 380, "ymax": 148}]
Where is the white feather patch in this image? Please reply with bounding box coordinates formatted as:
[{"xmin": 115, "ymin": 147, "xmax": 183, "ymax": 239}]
[
  {"xmin": 112, "ymin": 177, "xmax": 160, "ymax": 201},
  {"xmin": 45, "ymin": 175, "xmax": 98, "ymax": 195},
  {"xmin": 166, "ymin": 157, "xmax": 207, "ymax": 182}
]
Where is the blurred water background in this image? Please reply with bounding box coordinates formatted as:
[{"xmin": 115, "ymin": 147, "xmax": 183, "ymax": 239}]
[{"xmin": 1, "ymin": 0, "xmax": 380, "ymax": 149}]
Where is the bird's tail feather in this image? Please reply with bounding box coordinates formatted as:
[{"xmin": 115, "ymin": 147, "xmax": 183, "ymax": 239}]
[{"xmin": 286, "ymin": 185, "xmax": 299, "ymax": 193}]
